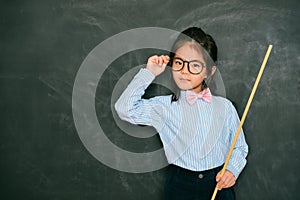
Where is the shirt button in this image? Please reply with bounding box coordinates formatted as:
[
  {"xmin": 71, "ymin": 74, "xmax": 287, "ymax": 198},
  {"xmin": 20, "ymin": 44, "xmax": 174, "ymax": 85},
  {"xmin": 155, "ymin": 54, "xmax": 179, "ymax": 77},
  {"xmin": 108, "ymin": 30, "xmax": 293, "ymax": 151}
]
[{"xmin": 198, "ymin": 173, "xmax": 204, "ymax": 179}]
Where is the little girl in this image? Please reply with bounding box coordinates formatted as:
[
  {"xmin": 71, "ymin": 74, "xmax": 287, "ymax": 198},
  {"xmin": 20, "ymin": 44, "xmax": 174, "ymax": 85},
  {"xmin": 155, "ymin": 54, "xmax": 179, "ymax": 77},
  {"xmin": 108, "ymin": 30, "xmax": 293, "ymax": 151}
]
[{"xmin": 115, "ymin": 27, "xmax": 248, "ymax": 200}]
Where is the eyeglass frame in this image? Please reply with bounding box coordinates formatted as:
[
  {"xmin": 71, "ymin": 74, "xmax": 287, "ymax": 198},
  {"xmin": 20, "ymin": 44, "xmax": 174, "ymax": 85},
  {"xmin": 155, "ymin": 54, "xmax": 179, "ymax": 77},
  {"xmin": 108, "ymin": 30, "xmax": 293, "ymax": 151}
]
[{"xmin": 169, "ymin": 57, "xmax": 207, "ymax": 75}]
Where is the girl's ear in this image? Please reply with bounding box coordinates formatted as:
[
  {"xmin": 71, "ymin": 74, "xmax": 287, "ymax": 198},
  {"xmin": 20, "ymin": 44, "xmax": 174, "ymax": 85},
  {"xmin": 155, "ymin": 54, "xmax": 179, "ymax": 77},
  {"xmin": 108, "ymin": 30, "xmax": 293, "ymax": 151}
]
[{"xmin": 211, "ymin": 66, "xmax": 216, "ymax": 76}]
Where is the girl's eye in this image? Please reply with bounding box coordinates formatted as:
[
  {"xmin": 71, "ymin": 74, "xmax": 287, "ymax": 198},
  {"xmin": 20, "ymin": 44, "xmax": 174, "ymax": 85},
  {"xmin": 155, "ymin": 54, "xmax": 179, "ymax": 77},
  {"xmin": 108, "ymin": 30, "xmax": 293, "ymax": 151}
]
[
  {"xmin": 175, "ymin": 61, "xmax": 182, "ymax": 65},
  {"xmin": 191, "ymin": 63, "xmax": 200, "ymax": 68}
]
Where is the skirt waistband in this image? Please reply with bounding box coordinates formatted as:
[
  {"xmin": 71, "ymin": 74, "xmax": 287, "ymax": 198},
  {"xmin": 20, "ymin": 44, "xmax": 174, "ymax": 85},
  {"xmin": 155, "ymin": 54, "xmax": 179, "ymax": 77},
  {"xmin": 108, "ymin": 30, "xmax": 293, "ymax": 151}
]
[{"xmin": 168, "ymin": 164, "xmax": 223, "ymax": 180}]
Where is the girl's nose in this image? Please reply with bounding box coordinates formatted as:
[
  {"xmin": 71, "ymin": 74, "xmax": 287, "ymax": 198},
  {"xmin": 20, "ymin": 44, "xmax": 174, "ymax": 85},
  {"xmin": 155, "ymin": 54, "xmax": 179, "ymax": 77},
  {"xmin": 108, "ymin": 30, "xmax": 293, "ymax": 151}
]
[{"xmin": 180, "ymin": 63, "xmax": 189, "ymax": 74}]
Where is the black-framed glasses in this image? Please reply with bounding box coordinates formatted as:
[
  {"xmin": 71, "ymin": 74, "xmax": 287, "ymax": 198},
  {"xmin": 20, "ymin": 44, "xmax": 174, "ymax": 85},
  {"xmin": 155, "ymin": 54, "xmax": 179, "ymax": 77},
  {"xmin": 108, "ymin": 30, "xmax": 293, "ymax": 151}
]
[{"xmin": 170, "ymin": 57, "xmax": 206, "ymax": 74}]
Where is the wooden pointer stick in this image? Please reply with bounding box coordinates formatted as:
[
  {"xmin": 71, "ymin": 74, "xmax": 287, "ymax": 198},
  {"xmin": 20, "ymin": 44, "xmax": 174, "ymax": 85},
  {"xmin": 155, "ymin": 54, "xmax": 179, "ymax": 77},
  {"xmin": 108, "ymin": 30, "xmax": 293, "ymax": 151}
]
[{"xmin": 211, "ymin": 45, "xmax": 273, "ymax": 200}]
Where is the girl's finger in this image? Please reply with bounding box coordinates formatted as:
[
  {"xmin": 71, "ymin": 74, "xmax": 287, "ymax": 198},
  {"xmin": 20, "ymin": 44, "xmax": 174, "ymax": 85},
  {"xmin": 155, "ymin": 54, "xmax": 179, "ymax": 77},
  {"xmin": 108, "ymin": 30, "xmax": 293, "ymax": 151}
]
[
  {"xmin": 216, "ymin": 172, "xmax": 221, "ymax": 182},
  {"xmin": 152, "ymin": 55, "xmax": 158, "ymax": 64},
  {"xmin": 217, "ymin": 182, "xmax": 223, "ymax": 190},
  {"xmin": 161, "ymin": 58, "xmax": 168, "ymax": 67},
  {"xmin": 162, "ymin": 55, "xmax": 170, "ymax": 65},
  {"xmin": 224, "ymin": 173, "xmax": 231, "ymax": 184},
  {"xmin": 158, "ymin": 56, "xmax": 163, "ymax": 66}
]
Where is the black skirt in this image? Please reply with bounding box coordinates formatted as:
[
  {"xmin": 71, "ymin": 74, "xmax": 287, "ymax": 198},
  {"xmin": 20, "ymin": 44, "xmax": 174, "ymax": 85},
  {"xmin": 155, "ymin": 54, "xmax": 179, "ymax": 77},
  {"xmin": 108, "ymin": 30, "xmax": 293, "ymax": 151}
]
[{"xmin": 164, "ymin": 164, "xmax": 235, "ymax": 200}]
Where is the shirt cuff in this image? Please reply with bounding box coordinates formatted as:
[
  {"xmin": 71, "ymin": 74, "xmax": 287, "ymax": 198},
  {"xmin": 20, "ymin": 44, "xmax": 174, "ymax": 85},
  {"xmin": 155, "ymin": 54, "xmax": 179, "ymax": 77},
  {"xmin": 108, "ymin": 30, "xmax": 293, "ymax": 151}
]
[
  {"xmin": 137, "ymin": 68, "xmax": 155, "ymax": 84},
  {"xmin": 226, "ymin": 163, "xmax": 240, "ymax": 179}
]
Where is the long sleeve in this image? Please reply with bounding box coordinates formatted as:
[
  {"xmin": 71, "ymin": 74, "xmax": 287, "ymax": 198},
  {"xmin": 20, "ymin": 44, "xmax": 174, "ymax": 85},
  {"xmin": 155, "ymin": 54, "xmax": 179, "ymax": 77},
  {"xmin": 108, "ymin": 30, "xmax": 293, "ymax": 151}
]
[
  {"xmin": 115, "ymin": 68, "xmax": 168, "ymax": 132},
  {"xmin": 226, "ymin": 103, "xmax": 249, "ymax": 179}
]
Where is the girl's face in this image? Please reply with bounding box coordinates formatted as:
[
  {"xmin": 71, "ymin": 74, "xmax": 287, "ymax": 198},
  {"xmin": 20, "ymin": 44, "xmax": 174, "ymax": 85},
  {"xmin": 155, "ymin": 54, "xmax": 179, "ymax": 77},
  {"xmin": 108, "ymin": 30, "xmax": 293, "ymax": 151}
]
[{"xmin": 172, "ymin": 42, "xmax": 214, "ymax": 93}]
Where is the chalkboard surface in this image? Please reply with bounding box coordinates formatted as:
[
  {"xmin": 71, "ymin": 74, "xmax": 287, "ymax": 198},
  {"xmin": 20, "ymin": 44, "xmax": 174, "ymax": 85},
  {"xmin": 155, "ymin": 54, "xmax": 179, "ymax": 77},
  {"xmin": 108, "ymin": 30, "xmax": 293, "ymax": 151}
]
[{"xmin": 1, "ymin": 0, "xmax": 299, "ymax": 199}]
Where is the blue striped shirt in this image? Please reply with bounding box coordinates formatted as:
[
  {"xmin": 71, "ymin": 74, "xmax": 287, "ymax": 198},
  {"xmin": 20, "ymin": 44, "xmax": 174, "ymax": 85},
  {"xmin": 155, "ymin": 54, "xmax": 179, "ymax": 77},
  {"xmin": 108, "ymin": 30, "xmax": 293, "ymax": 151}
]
[{"xmin": 115, "ymin": 68, "xmax": 248, "ymax": 178}]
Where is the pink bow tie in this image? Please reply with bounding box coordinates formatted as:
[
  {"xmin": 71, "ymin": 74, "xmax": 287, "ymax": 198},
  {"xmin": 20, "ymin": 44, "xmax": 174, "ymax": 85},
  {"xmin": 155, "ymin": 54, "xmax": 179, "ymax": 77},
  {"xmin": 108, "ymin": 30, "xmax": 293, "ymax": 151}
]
[{"xmin": 186, "ymin": 88, "xmax": 212, "ymax": 105}]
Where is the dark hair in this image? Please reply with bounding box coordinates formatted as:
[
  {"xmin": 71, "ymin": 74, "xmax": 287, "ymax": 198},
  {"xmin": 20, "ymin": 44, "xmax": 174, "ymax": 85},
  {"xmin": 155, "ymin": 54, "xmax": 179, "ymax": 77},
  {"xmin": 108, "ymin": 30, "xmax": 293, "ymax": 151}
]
[{"xmin": 169, "ymin": 27, "xmax": 218, "ymax": 102}]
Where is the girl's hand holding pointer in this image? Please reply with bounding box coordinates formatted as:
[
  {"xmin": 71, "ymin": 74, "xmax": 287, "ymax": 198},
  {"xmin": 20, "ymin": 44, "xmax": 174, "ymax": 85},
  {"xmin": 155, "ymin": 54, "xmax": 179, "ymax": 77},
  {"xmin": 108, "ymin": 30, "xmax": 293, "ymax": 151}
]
[{"xmin": 216, "ymin": 170, "xmax": 236, "ymax": 190}]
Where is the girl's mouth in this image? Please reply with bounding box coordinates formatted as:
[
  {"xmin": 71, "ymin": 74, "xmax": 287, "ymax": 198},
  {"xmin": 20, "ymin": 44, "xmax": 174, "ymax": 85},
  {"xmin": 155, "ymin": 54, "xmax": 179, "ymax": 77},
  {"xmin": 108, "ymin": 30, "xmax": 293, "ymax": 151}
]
[{"xmin": 179, "ymin": 78, "xmax": 190, "ymax": 82}]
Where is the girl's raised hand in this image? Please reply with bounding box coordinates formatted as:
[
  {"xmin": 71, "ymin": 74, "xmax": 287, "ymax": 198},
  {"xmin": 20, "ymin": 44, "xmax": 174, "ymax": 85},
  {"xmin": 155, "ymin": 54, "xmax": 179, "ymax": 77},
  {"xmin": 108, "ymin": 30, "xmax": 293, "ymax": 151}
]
[{"xmin": 146, "ymin": 55, "xmax": 170, "ymax": 77}]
